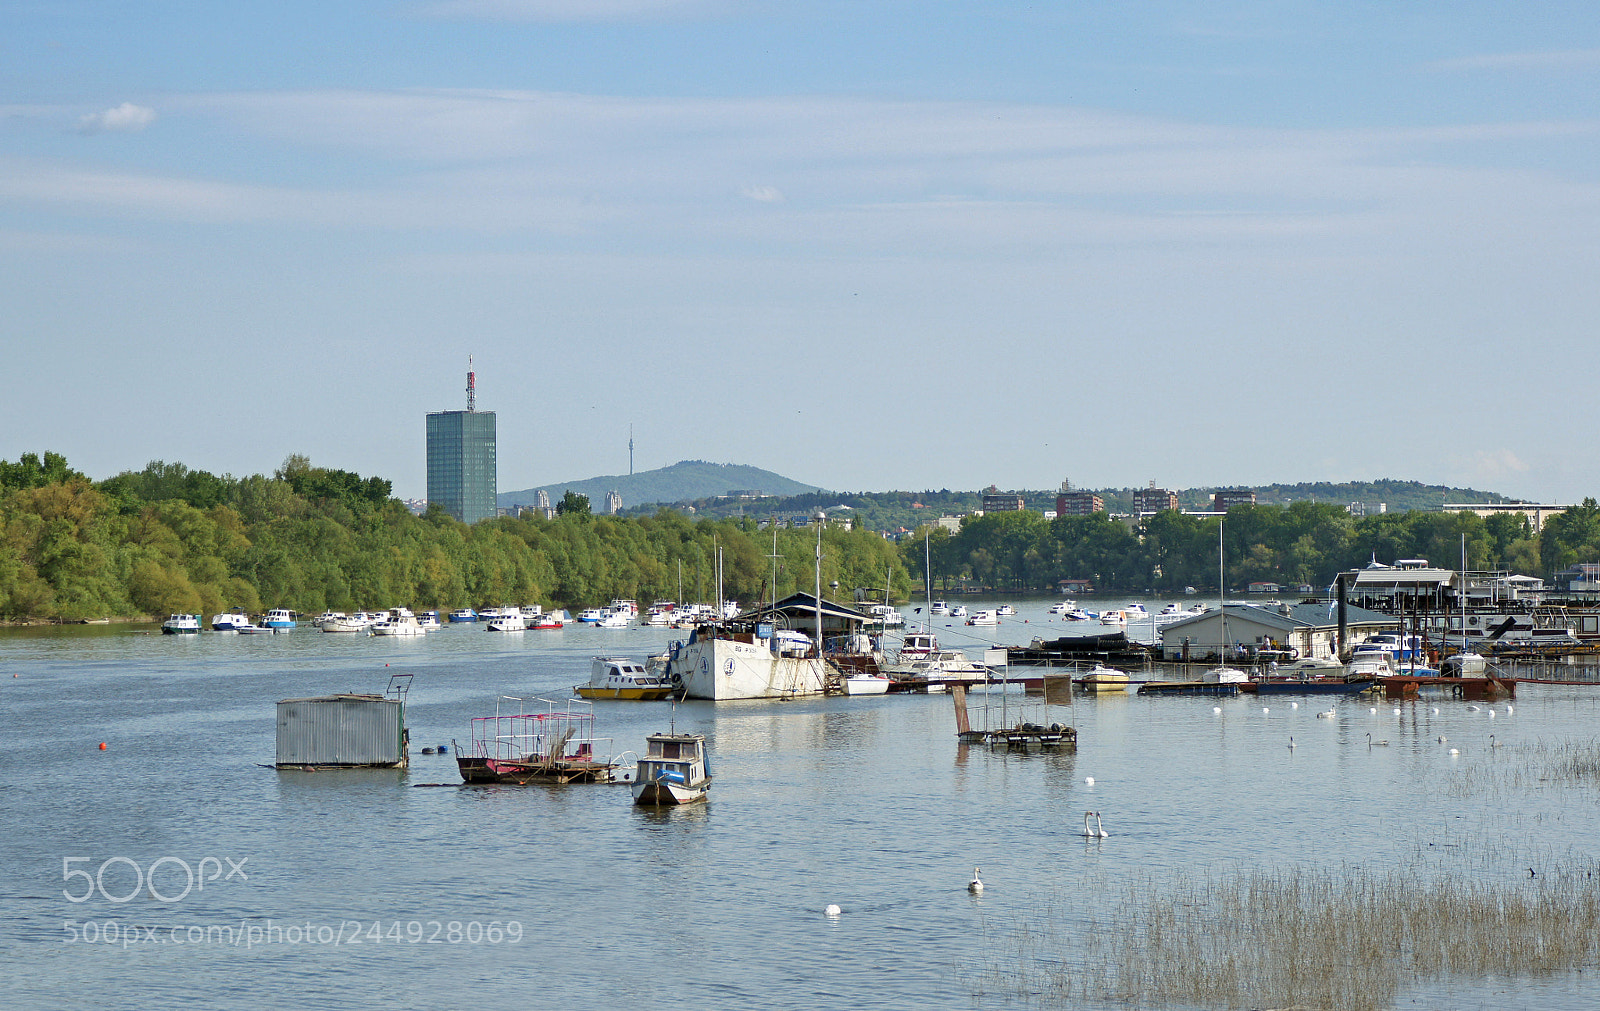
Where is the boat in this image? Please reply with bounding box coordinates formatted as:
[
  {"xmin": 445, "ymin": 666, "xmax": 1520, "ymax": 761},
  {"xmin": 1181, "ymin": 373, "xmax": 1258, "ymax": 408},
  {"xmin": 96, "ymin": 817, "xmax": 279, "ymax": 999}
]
[
  {"xmin": 529, "ymin": 613, "xmax": 565, "ymax": 630},
  {"xmin": 929, "ymin": 600, "xmax": 951, "ymax": 616},
  {"xmin": 1048, "ymin": 600, "xmax": 1076, "ymax": 615},
  {"xmin": 323, "ymin": 611, "xmax": 378, "ymax": 633},
  {"xmin": 966, "ymin": 609, "xmax": 1000, "ymax": 626},
  {"xmin": 863, "ymin": 603, "xmax": 905, "ymax": 628},
  {"xmin": 575, "ymin": 657, "xmax": 676, "ymax": 700},
  {"xmin": 235, "ymin": 622, "xmax": 277, "ymax": 634},
  {"xmin": 210, "ymin": 610, "xmax": 249, "ymax": 631},
  {"xmin": 996, "ymin": 604, "xmax": 1017, "ymax": 616},
  {"xmin": 455, "ymin": 697, "xmax": 620, "ymax": 784},
  {"xmin": 1202, "ymin": 665, "xmax": 1250, "ymax": 684},
  {"xmin": 843, "ymin": 671, "xmax": 893, "ymax": 695},
  {"xmin": 577, "ymin": 608, "xmax": 606, "ymax": 624},
  {"xmin": 594, "ymin": 609, "xmax": 631, "ymax": 628},
  {"xmin": 666, "ymin": 621, "xmax": 833, "ymax": 701},
  {"xmin": 1077, "ymin": 664, "xmax": 1130, "ymax": 692},
  {"xmin": 371, "ymin": 608, "xmax": 425, "ymax": 636},
  {"xmin": 262, "ymin": 609, "xmax": 296, "ymax": 630},
  {"xmin": 631, "ymin": 731, "xmax": 712, "ymax": 805},
  {"xmin": 417, "ymin": 611, "xmax": 442, "ymax": 631},
  {"xmin": 609, "ymin": 599, "xmax": 639, "ymax": 619},
  {"xmin": 882, "ymin": 650, "xmax": 991, "ymax": 692},
  {"xmin": 950, "ymin": 604, "xmax": 969, "ymax": 618},
  {"xmin": 477, "ymin": 605, "xmax": 518, "ymax": 623},
  {"xmin": 311, "ymin": 611, "xmax": 347, "ymax": 630},
  {"xmin": 161, "ymin": 613, "xmax": 201, "ymax": 634},
  {"xmin": 448, "ymin": 608, "xmax": 478, "ymax": 623},
  {"xmin": 1099, "ymin": 610, "xmax": 1129, "ymax": 627},
  {"xmin": 485, "ymin": 611, "xmax": 528, "ymax": 632}
]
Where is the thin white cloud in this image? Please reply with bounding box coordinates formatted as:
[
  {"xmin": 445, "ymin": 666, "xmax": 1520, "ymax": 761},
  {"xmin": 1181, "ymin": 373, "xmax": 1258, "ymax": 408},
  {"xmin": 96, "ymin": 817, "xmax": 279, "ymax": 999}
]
[
  {"xmin": 1426, "ymin": 48, "xmax": 1600, "ymax": 72},
  {"xmin": 740, "ymin": 185, "xmax": 784, "ymax": 203},
  {"xmin": 78, "ymin": 102, "xmax": 157, "ymax": 135},
  {"xmin": 417, "ymin": 0, "xmax": 726, "ymax": 22}
]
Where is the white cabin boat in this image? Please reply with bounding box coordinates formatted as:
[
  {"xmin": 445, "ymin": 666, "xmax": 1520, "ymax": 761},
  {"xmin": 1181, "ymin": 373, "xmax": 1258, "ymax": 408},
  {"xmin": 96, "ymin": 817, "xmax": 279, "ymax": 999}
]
[
  {"xmin": 1048, "ymin": 600, "xmax": 1077, "ymax": 615},
  {"xmin": 996, "ymin": 604, "xmax": 1017, "ymax": 616},
  {"xmin": 667, "ymin": 628, "xmax": 830, "ymax": 700},
  {"xmin": 210, "ymin": 610, "xmax": 249, "ymax": 631},
  {"xmin": 950, "ymin": 604, "xmax": 969, "ymax": 618},
  {"xmin": 631, "ymin": 732, "xmax": 711, "ymax": 806},
  {"xmin": 417, "ymin": 611, "xmax": 442, "ymax": 631},
  {"xmin": 575, "ymin": 657, "xmax": 676, "ymax": 700},
  {"xmin": 578, "ymin": 608, "xmax": 606, "ymax": 624},
  {"xmin": 486, "ymin": 611, "xmax": 528, "ymax": 632},
  {"xmin": 323, "ymin": 611, "xmax": 378, "ymax": 633},
  {"xmin": 929, "ymin": 600, "xmax": 951, "ymax": 616},
  {"xmin": 262, "ymin": 608, "xmax": 296, "ymax": 629},
  {"xmin": 448, "ymin": 608, "xmax": 478, "ymax": 623},
  {"xmin": 594, "ymin": 609, "xmax": 631, "ymax": 628},
  {"xmin": 161, "ymin": 613, "xmax": 201, "ymax": 634},
  {"xmin": 863, "ymin": 604, "xmax": 905, "ymax": 628},
  {"xmin": 371, "ymin": 608, "xmax": 425, "ymax": 636},
  {"xmin": 843, "ymin": 671, "xmax": 892, "ymax": 695},
  {"xmin": 966, "ymin": 609, "xmax": 1000, "ymax": 626}
]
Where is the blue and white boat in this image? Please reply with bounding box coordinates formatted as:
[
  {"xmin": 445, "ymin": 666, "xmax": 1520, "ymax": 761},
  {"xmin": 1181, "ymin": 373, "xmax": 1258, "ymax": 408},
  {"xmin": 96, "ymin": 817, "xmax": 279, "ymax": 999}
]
[
  {"xmin": 262, "ymin": 608, "xmax": 296, "ymax": 629},
  {"xmin": 449, "ymin": 608, "xmax": 478, "ymax": 623},
  {"xmin": 210, "ymin": 610, "xmax": 249, "ymax": 631}
]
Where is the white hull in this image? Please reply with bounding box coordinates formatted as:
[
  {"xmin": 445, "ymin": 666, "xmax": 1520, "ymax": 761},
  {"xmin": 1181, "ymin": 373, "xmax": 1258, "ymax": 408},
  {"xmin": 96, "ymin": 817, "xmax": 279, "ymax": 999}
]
[
  {"xmin": 844, "ymin": 674, "xmax": 891, "ymax": 696},
  {"xmin": 672, "ymin": 636, "xmax": 828, "ymax": 700},
  {"xmin": 631, "ymin": 780, "xmax": 708, "ymax": 805}
]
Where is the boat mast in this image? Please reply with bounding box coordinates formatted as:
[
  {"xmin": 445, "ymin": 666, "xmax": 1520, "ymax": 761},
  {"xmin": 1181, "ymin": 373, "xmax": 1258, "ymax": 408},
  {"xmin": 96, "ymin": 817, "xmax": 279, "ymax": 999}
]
[
  {"xmin": 814, "ymin": 511, "xmax": 824, "ymax": 653},
  {"xmin": 1219, "ymin": 518, "xmax": 1228, "ymax": 665}
]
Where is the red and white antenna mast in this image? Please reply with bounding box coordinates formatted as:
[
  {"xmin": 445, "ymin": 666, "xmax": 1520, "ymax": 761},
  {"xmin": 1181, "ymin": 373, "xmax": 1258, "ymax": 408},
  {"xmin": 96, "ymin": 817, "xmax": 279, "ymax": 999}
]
[{"xmin": 466, "ymin": 356, "xmax": 476, "ymax": 412}]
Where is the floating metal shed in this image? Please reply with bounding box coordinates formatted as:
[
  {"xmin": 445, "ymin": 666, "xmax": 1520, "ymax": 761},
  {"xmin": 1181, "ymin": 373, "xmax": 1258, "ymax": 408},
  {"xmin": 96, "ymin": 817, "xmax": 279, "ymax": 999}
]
[{"xmin": 275, "ymin": 693, "xmax": 408, "ymax": 769}]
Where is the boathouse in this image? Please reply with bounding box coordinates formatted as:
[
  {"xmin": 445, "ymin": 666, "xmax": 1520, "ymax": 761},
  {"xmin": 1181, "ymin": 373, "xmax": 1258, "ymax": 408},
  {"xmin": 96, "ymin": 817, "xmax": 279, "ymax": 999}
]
[
  {"xmin": 738, "ymin": 592, "xmax": 871, "ymax": 642},
  {"xmin": 275, "ymin": 694, "xmax": 408, "ymax": 769},
  {"xmin": 1158, "ymin": 602, "xmax": 1398, "ymax": 662}
]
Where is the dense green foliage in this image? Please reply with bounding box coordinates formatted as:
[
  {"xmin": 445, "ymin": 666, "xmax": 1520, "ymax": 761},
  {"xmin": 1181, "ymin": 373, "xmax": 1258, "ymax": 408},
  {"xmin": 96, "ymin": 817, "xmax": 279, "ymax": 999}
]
[
  {"xmin": 905, "ymin": 500, "xmax": 1561, "ymax": 594},
  {"xmin": 0, "ymin": 454, "xmax": 910, "ymax": 621}
]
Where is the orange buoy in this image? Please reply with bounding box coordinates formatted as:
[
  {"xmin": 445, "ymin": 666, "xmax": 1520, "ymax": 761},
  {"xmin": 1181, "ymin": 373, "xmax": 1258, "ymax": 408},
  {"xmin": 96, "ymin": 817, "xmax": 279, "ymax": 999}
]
[{"xmin": 98, "ymin": 742, "xmax": 108, "ymax": 750}]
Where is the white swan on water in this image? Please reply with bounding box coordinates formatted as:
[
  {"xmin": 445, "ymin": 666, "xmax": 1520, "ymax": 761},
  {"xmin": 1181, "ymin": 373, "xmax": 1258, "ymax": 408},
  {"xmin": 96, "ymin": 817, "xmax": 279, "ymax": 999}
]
[
  {"xmin": 825, "ymin": 904, "xmax": 841, "ymax": 917},
  {"xmin": 1082, "ymin": 811, "xmax": 1108, "ymax": 838},
  {"xmin": 968, "ymin": 869, "xmax": 983, "ymax": 894}
]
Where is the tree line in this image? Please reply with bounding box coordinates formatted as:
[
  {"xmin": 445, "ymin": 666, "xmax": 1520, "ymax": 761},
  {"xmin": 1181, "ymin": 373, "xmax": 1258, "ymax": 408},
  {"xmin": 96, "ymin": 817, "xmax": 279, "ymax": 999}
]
[
  {"xmin": 908, "ymin": 499, "xmax": 1600, "ymax": 594},
  {"xmin": 0, "ymin": 453, "xmax": 911, "ymax": 621}
]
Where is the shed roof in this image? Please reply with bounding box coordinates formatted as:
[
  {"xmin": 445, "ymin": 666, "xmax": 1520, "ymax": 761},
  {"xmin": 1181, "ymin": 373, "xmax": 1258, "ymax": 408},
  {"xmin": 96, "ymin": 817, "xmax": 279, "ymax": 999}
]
[{"xmin": 1160, "ymin": 602, "xmax": 1397, "ymax": 636}]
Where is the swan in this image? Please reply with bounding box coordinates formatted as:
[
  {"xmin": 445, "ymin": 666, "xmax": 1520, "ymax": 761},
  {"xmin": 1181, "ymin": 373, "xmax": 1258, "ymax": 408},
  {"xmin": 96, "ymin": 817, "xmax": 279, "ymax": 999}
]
[
  {"xmin": 1489, "ymin": 735, "xmax": 1504, "ymax": 747},
  {"xmin": 1212, "ymin": 707, "xmax": 1222, "ymax": 714},
  {"xmin": 1262, "ymin": 707, "xmax": 1270, "ymax": 714},
  {"xmin": 825, "ymin": 904, "xmax": 842, "ymax": 916},
  {"xmin": 1449, "ymin": 748, "xmax": 1460, "ymax": 756},
  {"xmin": 1082, "ymin": 811, "xmax": 1108, "ymax": 838},
  {"xmin": 1506, "ymin": 705, "xmax": 1514, "ymax": 715},
  {"xmin": 1366, "ymin": 732, "xmax": 1388, "ymax": 747},
  {"xmin": 1291, "ymin": 702, "xmax": 1299, "ymax": 709},
  {"xmin": 1467, "ymin": 705, "xmax": 1480, "ymax": 712},
  {"xmin": 1487, "ymin": 710, "xmax": 1496, "ymax": 718},
  {"xmin": 1431, "ymin": 707, "xmax": 1440, "ymax": 715},
  {"xmin": 968, "ymin": 869, "xmax": 983, "ymax": 894},
  {"xmin": 1437, "ymin": 735, "xmax": 1447, "ymax": 743},
  {"xmin": 1369, "ymin": 707, "xmax": 1377, "ymax": 714},
  {"xmin": 1317, "ymin": 708, "xmax": 1336, "ymax": 719},
  {"xmin": 1393, "ymin": 708, "xmax": 1402, "ymax": 715}
]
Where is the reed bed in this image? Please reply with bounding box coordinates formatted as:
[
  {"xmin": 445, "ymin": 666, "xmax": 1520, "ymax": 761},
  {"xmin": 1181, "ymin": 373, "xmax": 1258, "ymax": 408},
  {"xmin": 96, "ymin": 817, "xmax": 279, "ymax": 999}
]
[{"xmin": 973, "ymin": 860, "xmax": 1600, "ymax": 1010}]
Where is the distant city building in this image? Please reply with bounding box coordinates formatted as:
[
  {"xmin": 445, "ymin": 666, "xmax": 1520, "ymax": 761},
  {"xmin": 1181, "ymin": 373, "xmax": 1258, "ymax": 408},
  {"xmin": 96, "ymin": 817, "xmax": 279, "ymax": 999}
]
[
  {"xmin": 604, "ymin": 490, "xmax": 622, "ymax": 515},
  {"xmin": 1442, "ymin": 502, "xmax": 1571, "ymax": 534},
  {"xmin": 1133, "ymin": 482, "xmax": 1178, "ymax": 515},
  {"xmin": 425, "ymin": 363, "xmax": 497, "ymax": 524},
  {"xmin": 981, "ymin": 485, "xmax": 1026, "ymax": 512},
  {"xmin": 1212, "ymin": 489, "xmax": 1257, "ymax": 512},
  {"xmin": 1056, "ymin": 491, "xmax": 1104, "ymax": 516}
]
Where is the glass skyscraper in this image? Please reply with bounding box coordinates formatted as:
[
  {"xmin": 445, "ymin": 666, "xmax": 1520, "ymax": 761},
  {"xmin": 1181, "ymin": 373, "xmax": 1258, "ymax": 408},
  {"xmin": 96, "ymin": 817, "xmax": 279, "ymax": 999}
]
[{"xmin": 426, "ymin": 410, "xmax": 497, "ymax": 524}]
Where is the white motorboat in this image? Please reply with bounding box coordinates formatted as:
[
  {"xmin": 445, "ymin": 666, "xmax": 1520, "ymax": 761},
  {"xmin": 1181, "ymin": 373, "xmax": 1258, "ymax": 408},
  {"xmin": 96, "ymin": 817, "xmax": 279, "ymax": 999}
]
[
  {"xmin": 996, "ymin": 604, "xmax": 1017, "ymax": 616},
  {"xmin": 1048, "ymin": 600, "xmax": 1078, "ymax": 615},
  {"xmin": 417, "ymin": 611, "xmax": 442, "ymax": 631},
  {"xmin": 1078, "ymin": 664, "xmax": 1130, "ymax": 692},
  {"xmin": 577, "ymin": 608, "xmax": 606, "ymax": 624},
  {"xmin": 1201, "ymin": 665, "xmax": 1250, "ymax": 684},
  {"xmin": 929, "ymin": 600, "xmax": 951, "ymax": 616},
  {"xmin": 863, "ymin": 604, "xmax": 905, "ymax": 628},
  {"xmin": 486, "ymin": 611, "xmax": 528, "ymax": 632},
  {"xmin": 843, "ymin": 671, "xmax": 892, "ymax": 695},
  {"xmin": 966, "ymin": 609, "xmax": 1000, "ymax": 626},
  {"xmin": 631, "ymin": 732, "xmax": 712, "ymax": 806},
  {"xmin": 262, "ymin": 608, "xmax": 296, "ymax": 629},
  {"xmin": 235, "ymin": 622, "xmax": 276, "ymax": 634},
  {"xmin": 1099, "ymin": 610, "xmax": 1128, "ymax": 627},
  {"xmin": 210, "ymin": 610, "xmax": 249, "ymax": 631},
  {"xmin": 161, "ymin": 613, "xmax": 201, "ymax": 634},
  {"xmin": 594, "ymin": 609, "xmax": 631, "ymax": 628},
  {"xmin": 950, "ymin": 604, "xmax": 969, "ymax": 618},
  {"xmin": 311, "ymin": 611, "xmax": 347, "ymax": 630},
  {"xmin": 371, "ymin": 608, "xmax": 425, "ymax": 636},
  {"xmin": 323, "ymin": 611, "xmax": 378, "ymax": 633},
  {"xmin": 608, "ymin": 599, "xmax": 639, "ymax": 619}
]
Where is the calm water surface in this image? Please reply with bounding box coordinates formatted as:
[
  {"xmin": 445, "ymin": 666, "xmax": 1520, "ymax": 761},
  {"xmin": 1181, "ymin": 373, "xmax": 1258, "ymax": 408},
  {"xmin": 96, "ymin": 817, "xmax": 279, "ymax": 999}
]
[{"xmin": 3, "ymin": 599, "xmax": 1598, "ymax": 1010}]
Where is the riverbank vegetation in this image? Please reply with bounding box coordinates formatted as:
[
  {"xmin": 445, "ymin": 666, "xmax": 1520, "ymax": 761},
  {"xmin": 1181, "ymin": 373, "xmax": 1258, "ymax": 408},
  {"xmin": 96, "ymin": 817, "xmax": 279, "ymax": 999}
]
[{"xmin": 4, "ymin": 451, "xmax": 1596, "ymax": 620}]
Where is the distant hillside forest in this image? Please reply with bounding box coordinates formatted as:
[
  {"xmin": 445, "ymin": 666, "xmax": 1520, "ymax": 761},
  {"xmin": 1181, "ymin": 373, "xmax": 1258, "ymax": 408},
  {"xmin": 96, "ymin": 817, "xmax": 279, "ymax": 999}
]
[
  {"xmin": 3, "ymin": 452, "xmax": 1591, "ymax": 622},
  {"xmin": 624, "ymin": 480, "xmax": 1511, "ymax": 533}
]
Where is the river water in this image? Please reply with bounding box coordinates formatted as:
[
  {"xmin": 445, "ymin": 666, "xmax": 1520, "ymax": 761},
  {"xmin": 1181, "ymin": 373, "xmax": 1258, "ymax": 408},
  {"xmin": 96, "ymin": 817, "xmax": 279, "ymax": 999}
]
[{"xmin": 3, "ymin": 599, "xmax": 1599, "ymax": 1010}]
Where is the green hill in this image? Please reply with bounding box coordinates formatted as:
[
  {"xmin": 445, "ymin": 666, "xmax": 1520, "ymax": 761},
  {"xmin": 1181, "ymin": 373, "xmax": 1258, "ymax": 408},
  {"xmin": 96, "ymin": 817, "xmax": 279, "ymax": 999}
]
[{"xmin": 498, "ymin": 460, "xmax": 820, "ymax": 512}]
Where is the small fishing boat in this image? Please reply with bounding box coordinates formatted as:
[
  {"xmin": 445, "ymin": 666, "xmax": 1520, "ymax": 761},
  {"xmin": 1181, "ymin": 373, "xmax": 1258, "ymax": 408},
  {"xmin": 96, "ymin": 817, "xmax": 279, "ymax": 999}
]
[
  {"xmin": 262, "ymin": 608, "xmax": 297, "ymax": 629},
  {"xmin": 575, "ymin": 657, "xmax": 676, "ymax": 700},
  {"xmin": 631, "ymin": 731, "xmax": 712, "ymax": 806}
]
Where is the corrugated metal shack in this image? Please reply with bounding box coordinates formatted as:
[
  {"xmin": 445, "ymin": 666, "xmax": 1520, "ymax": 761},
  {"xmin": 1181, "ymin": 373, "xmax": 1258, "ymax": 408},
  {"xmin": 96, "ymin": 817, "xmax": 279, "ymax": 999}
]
[{"xmin": 276, "ymin": 694, "xmax": 408, "ymax": 769}]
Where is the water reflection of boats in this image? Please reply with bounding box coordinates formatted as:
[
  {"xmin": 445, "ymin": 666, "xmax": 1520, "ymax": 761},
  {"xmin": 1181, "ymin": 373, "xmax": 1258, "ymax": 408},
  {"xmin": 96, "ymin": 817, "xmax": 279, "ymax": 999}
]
[
  {"xmin": 631, "ymin": 731, "xmax": 712, "ymax": 806},
  {"xmin": 575, "ymin": 657, "xmax": 676, "ymax": 700},
  {"xmin": 455, "ymin": 697, "xmax": 620, "ymax": 785}
]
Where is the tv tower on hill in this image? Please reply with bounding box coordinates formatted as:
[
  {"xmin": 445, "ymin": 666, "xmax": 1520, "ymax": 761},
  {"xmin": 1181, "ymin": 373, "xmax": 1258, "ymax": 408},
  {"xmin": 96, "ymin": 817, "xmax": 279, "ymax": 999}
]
[{"xmin": 466, "ymin": 356, "xmax": 476, "ymax": 412}]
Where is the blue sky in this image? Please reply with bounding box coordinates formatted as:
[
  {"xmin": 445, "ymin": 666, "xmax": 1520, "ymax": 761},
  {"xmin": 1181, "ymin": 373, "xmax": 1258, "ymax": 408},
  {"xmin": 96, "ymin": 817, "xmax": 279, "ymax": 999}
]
[{"xmin": 4, "ymin": 2, "xmax": 1599, "ymax": 502}]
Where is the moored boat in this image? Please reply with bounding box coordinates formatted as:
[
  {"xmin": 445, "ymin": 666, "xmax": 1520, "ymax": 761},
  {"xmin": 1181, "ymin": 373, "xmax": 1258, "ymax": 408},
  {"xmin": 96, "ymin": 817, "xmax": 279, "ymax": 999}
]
[
  {"xmin": 448, "ymin": 608, "xmax": 478, "ymax": 623},
  {"xmin": 631, "ymin": 731, "xmax": 712, "ymax": 806},
  {"xmin": 210, "ymin": 609, "xmax": 249, "ymax": 631},
  {"xmin": 575, "ymin": 657, "xmax": 676, "ymax": 700},
  {"xmin": 262, "ymin": 608, "xmax": 296, "ymax": 630},
  {"xmin": 1077, "ymin": 664, "xmax": 1130, "ymax": 692},
  {"xmin": 455, "ymin": 697, "xmax": 620, "ymax": 785},
  {"xmin": 371, "ymin": 607, "xmax": 425, "ymax": 636},
  {"xmin": 161, "ymin": 613, "xmax": 201, "ymax": 634}
]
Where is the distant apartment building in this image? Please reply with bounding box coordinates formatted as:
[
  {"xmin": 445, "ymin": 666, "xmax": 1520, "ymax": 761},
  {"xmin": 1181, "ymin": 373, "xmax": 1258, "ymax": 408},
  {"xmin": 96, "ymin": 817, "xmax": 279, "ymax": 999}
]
[
  {"xmin": 604, "ymin": 490, "xmax": 622, "ymax": 515},
  {"xmin": 1212, "ymin": 489, "xmax": 1257, "ymax": 513},
  {"xmin": 1133, "ymin": 484, "xmax": 1179, "ymax": 514},
  {"xmin": 1056, "ymin": 491, "xmax": 1104, "ymax": 516},
  {"xmin": 981, "ymin": 486, "xmax": 1026, "ymax": 512}
]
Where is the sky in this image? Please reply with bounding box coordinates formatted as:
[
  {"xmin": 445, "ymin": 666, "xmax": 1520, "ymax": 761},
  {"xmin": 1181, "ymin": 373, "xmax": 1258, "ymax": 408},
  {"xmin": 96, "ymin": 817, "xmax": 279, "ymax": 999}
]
[{"xmin": 3, "ymin": 2, "xmax": 1599, "ymax": 503}]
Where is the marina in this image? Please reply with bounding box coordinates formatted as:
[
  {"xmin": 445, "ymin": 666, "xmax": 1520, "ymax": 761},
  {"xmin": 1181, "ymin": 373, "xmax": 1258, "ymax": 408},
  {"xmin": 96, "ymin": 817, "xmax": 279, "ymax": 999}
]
[{"xmin": 6, "ymin": 598, "xmax": 1600, "ymax": 1010}]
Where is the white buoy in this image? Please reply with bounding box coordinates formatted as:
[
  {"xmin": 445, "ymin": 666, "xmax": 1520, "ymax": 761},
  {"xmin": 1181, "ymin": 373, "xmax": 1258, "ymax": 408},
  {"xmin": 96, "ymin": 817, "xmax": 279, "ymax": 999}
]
[
  {"xmin": 1393, "ymin": 708, "xmax": 1401, "ymax": 715},
  {"xmin": 1369, "ymin": 707, "xmax": 1377, "ymax": 714},
  {"xmin": 968, "ymin": 869, "xmax": 983, "ymax": 894},
  {"xmin": 825, "ymin": 904, "xmax": 842, "ymax": 917},
  {"xmin": 1212, "ymin": 706, "xmax": 1222, "ymax": 714},
  {"xmin": 1291, "ymin": 702, "xmax": 1299, "ymax": 709},
  {"xmin": 1449, "ymin": 748, "xmax": 1460, "ymax": 756},
  {"xmin": 1084, "ymin": 777, "xmax": 1094, "ymax": 785},
  {"xmin": 1262, "ymin": 707, "xmax": 1270, "ymax": 714}
]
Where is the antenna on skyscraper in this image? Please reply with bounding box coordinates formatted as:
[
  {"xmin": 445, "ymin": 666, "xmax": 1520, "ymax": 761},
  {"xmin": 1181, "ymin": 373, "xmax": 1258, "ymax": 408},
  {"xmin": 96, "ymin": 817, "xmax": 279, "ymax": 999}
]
[
  {"xmin": 466, "ymin": 356, "xmax": 476, "ymax": 413},
  {"xmin": 629, "ymin": 424, "xmax": 634, "ymax": 476}
]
